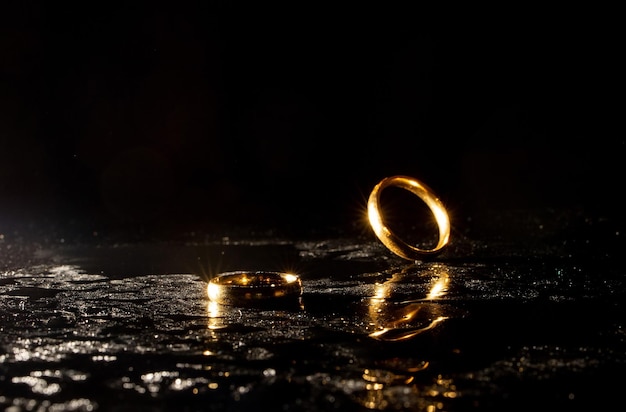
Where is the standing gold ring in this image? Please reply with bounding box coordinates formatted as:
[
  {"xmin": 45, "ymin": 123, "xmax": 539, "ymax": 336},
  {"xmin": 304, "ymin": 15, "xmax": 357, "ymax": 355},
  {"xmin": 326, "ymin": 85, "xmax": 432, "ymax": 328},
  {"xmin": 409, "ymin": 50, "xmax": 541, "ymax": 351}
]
[{"xmin": 367, "ymin": 175, "xmax": 450, "ymax": 260}]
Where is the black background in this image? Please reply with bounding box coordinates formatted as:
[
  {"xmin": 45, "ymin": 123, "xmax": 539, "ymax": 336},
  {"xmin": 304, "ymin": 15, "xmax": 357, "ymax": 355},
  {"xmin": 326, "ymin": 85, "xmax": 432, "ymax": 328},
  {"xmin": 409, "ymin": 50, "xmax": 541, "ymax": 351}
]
[{"xmin": 1, "ymin": 4, "xmax": 622, "ymax": 241}]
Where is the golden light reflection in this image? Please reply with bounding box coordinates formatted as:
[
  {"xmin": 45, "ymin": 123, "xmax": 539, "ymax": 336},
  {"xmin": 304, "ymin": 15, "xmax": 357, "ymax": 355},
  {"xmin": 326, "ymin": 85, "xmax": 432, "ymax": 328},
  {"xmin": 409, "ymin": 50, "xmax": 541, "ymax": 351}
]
[
  {"xmin": 356, "ymin": 366, "xmax": 459, "ymax": 410},
  {"xmin": 367, "ymin": 265, "xmax": 451, "ymax": 342},
  {"xmin": 356, "ymin": 367, "xmax": 427, "ymax": 410},
  {"xmin": 207, "ymin": 282, "xmax": 221, "ymax": 302},
  {"xmin": 206, "ymin": 301, "xmax": 226, "ymax": 331},
  {"xmin": 283, "ymin": 273, "xmax": 299, "ymax": 284},
  {"xmin": 369, "ymin": 316, "xmax": 448, "ymax": 342},
  {"xmin": 426, "ymin": 271, "xmax": 449, "ymax": 300}
]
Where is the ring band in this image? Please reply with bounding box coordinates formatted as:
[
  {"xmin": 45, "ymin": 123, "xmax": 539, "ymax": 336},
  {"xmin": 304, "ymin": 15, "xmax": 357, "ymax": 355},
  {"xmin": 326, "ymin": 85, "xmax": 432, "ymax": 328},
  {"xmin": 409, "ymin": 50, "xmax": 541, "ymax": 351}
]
[
  {"xmin": 207, "ymin": 271, "xmax": 303, "ymax": 306},
  {"xmin": 367, "ymin": 175, "xmax": 450, "ymax": 260}
]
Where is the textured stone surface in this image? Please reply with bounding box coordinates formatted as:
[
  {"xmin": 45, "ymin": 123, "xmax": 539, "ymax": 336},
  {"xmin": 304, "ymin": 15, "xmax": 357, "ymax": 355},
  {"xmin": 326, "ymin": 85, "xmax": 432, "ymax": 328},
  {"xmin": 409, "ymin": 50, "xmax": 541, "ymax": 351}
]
[{"xmin": 1, "ymin": 217, "xmax": 624, "ymax": 411}]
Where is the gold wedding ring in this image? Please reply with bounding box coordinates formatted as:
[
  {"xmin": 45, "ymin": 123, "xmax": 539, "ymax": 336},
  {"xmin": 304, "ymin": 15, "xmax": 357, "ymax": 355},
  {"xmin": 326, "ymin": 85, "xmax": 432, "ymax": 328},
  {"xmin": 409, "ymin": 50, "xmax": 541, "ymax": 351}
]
[
  {"xmin": 368, "ymin": 175, "xmax": 450, "ymax": 260},
  {"xmin": 207, "ymin": 271, "xmax": 303, "ymax": 306}
]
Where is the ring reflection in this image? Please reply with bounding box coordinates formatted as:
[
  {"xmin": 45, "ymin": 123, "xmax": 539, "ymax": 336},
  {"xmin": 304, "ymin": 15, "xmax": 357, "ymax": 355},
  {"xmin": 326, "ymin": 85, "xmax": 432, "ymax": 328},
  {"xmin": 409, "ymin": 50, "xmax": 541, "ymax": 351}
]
[
  {"xmin": 367, "ymin": 264, "xmax": 451, "ymax": 341},
  {"xmin": 206, "ymin": 300, "xmax": 229, "ymax": 334}
]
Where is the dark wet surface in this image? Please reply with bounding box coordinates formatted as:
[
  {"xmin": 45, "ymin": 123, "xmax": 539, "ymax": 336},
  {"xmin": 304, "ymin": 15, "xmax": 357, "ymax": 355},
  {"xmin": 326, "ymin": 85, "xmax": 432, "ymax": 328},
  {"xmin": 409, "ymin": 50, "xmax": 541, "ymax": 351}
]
[
  {"xmin": 1, "ymin": 214, "xmax": 625, "ymax": 411},
  {"xmin": 2, "ymin": 4, "xmax": 623, "ymax": 410}
]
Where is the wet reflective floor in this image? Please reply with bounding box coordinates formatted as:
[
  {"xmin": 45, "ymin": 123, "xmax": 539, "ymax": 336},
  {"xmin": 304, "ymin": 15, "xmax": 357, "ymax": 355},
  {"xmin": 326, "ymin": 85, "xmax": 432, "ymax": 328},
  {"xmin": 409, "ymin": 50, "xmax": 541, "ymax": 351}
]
[{"xmin": 1, "ymin": 218, "xmax": 625, "ymax": 411}]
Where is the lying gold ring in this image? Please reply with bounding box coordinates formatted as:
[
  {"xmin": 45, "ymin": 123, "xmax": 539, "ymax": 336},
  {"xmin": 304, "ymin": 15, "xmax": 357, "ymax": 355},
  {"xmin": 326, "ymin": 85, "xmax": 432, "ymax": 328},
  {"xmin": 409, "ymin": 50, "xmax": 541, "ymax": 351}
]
[
  {"xmin": 367, "ymin": 175, "xmax": 450, "ymax": 260},
  {"xmin": 207, "ymin": 271, "xmax": 302, "ymax": 306}
]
